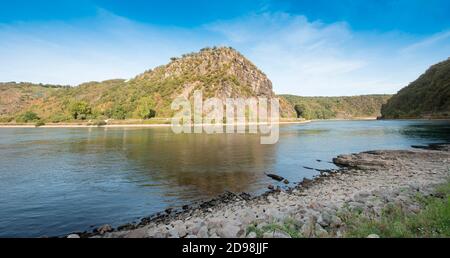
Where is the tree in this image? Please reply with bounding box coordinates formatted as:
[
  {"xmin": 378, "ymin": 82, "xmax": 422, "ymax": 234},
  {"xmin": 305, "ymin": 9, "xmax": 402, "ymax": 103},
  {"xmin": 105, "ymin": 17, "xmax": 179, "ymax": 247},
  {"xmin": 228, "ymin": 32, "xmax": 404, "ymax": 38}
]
[
  {"xmin": 106, "ymin": 105, "xmax": 127, "ymax": 120},
  {"xmin": 136, "ymin": 96, "xmax": 157, "ymax": 119},
  {"xmin": 17, "ymin": 111, "xmax": 40, "ymax": 122},
  {"xmin": 294, "ymin": 104, "xmax": 305, "ymax": 118},
  {"xmin": 70, "ymin": 101, "xmax": 92, "ymax": 120}
]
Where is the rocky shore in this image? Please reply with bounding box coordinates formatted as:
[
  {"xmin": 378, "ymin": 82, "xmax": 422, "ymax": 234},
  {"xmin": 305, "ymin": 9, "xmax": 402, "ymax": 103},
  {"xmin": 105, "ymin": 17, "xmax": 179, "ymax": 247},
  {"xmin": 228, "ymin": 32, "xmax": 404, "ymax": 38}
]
[{"xmin": 70, "ymin": 143, "xmax": 449, "ymax": 238}]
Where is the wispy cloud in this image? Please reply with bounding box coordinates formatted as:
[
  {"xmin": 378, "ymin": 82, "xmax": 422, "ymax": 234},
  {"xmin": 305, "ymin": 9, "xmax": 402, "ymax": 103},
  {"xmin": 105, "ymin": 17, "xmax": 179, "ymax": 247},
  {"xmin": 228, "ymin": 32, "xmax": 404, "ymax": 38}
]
[{"xmin": 0, "ymin": 10, "xmax": 448, "ymax": 96}]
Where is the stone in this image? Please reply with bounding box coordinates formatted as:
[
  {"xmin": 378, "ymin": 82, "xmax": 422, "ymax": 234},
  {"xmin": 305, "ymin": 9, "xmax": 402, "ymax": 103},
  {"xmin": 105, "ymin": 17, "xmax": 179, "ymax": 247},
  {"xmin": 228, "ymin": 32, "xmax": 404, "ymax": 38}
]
[
  {"xmin": 217, "ymin": 224, "xmax": 244, "ymax": 238},
  {"xmin": 329, "ymin": 215, "xmax": 342, "ymax": 228},
  {"xmin": 124, "ymin": 227, "xmax": 148, "ymax": 238},
  {"xmin": 265, "ymin": 208, "xmax": 284, "ymax": 221},
  {"xmin": 367, "ymin": 234, "xmax": 380, "ymax": 238},
  {"xmin": 207, "ymin": 217, "xmax": 224, "ymax": 228},
  {"xmin": 301, "ymin": 221, "xmax": 314, "ymax": 237},
  {"xmin": 262, "ymin": 232, "xmax": 273, "ymax": 238},
  {"xmin": 97, "ymin": 224, "xmax": 113, "ymax": 234},
  {"xmin": 67, "ymin": 234, "xmax": 80, "ymax": 238},
  {"xmin": 168, "ymin": 228, "xmax": 179, "ymax": 238},
  {"xmin": 197, "ymin": 226, "xmax": 209, "ymax": 238},
  {"xmin": 148, "ymin": 226, "xmax": 168, "ymax": 238},
  {"xmin": 247, "ymin": 232, "xmax": 257, "ymax": 238},
  {"xmin": 188, "ymin": 221, "xmax": 204, "ymax": 235},
  {"xmin": 272, "ymin": 230, "xmax": 291, "ymax": 238},
  {"xmin": 239, "ymin": 210, "xmax": 256, "ymax": 224},
  {"xmin": 315, "ymin": 224, "xmax": 328, "ymax": 238},
  {"xmin": 173, "ymin": 223, "xmax": 187, "ymax": 237}
]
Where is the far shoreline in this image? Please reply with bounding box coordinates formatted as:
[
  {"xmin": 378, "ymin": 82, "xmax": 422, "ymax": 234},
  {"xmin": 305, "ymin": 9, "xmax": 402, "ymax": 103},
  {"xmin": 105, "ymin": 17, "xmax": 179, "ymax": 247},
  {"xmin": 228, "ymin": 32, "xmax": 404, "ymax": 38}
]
[
  {"xmin": 0, "ymin": 120, "xmax": 312, "ymax": 128},
  {"xmin": 2, "ymin": 117, "xmax": 450, "ymax": 129}
]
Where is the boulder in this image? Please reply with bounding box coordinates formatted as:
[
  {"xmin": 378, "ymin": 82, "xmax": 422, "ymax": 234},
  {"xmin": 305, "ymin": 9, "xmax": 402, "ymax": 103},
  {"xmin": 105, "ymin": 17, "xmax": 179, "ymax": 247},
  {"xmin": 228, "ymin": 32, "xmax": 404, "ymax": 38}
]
[
  {"xmin": 217, "ymin": 224, "xmax": 244, "ymax": 238},
  {"xmin": 97, "ymin": 224, "xmax": 113, "ymax": 234},
  {"xmin": 196, "ymin": 226, "xmax": 209, "ymax": 238},
  {"xmin": 247, "ymin": 232, "xmax": 257, "ymax": 238}
]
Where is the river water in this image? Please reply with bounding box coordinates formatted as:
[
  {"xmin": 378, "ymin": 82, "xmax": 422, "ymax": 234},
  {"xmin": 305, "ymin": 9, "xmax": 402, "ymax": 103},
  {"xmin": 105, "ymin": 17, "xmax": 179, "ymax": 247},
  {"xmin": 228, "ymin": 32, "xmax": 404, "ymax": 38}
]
[{"xmin": 0, "ymin": 120, "xmax": 449, "ymax": 237}]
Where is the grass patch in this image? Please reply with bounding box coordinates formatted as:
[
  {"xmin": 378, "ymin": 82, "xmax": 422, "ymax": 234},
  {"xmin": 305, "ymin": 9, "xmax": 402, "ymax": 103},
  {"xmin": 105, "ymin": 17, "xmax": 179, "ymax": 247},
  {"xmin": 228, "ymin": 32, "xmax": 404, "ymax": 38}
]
[
  {"xmin": 247, "ymin": 218, "xmax": 303, "ymax": 238},
  {"xmin": 341, "ymin": 181, "xmax": 450, "ymax": 238}
]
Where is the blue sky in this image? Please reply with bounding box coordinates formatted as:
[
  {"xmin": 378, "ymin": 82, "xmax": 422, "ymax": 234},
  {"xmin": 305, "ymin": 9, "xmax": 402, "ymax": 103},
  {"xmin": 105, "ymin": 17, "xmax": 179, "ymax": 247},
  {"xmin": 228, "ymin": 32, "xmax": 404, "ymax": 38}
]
[{"xmin": 0, "ymin": 0, "xmax": 449, "ymax": 96}]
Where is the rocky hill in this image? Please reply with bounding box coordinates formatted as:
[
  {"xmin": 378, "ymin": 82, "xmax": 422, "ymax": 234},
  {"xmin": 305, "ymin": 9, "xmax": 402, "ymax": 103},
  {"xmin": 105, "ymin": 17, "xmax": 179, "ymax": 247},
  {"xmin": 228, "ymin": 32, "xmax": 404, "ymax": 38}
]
[
  {"xmin": 0, "ymin": 47, "xmax": 295, "ymax": 123},
  {"xmin": 281, "ymin": 94, "xmax": 392, "ymax": 120},
  {"xmin": 381, "ymin": 58, "xmax": 450, "ymax": 119}
]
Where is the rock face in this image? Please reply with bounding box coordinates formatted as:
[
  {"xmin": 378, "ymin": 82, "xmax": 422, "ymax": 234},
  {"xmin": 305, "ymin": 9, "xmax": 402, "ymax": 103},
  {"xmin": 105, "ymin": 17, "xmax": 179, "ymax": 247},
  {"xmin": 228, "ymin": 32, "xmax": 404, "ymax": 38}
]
[
  {"xmin": 381, "ymin": 57, "xmax": 450, "ymax": 119},
  {"xmin": 131, "ymin": 47, "xmax": 296, "ymax": 117},
  {"xmin": 93, "ymin": 144, "xmax": 450, "ymax": 239},
  {"xmin": 135, "ymin": 47, "xmax": 275, "ymax": 99}
]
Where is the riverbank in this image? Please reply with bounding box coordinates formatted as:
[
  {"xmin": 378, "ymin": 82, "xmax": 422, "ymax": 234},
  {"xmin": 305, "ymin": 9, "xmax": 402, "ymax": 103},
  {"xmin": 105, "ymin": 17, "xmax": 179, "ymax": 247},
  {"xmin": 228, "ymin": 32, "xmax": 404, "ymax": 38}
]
[
  {"xmin": 71, "ymin": 143, "xmax": 449, "ymax": 238},
  {"xmin": 0, "ymin": 119, "xmax": 311, "ymax": 128}
]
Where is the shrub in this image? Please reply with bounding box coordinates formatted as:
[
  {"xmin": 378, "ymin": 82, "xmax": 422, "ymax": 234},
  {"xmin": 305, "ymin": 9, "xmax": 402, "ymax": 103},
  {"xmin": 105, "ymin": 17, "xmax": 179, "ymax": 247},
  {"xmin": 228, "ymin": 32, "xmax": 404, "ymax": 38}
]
[
  {"xmin": 0, "ymin": 116, "xmax": 14, "ymax": 123},
  {"xmin": 17, "ymin": 111, "xmax": 40, "ymax": 122},
  {"xmin": 294, "ymin": 104, "xmax": 305, "ymax": 118},
  {"xmin": 35, "ymin": 121, "xmax": 45, "ymax": 127},
  {"xmin": 106, "ymin": 105, "xmax": 127, "ymax": 120},
  {"xmin": 136, "ymin": 96, "xmax": 157, "ymax": 119},
  {"xmin": 69, "ymin": 101, "xmax": 92, "ymax": 120}
]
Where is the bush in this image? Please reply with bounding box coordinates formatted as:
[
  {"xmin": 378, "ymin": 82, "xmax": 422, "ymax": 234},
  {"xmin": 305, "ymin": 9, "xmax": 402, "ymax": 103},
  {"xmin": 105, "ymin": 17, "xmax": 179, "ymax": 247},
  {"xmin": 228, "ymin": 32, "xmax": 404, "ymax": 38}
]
[
  {"xmin": 93, "ymin": 120, "xmax": 107, "ymax": 126},
  {"xmin": 17, "ymin": 111, "xmax": 40, "ymax": 122},
  {"xmin": 294, "ymin": 104, "xmax": 305, "ymax": 118},
  {"xmin": 35, "ymin": 121, "xmax": 45, "ymax": 127},
  {"xmin": 49, "ymin": 114, "xmax": 70, "ymax": 123},
  {"xmin": 136, "ymin": 96, "xmax": 157, "ymax": 119},
  {"xmin": 106, "ymin": 105, "xmax": 127, "ymax": 120},
  {"xmin": 69, "ymin": 101, "xmax": 92, "ymax": 120},
  {"xmin": 0, "ymin": 116, "xmax": 14, "ymax": 123}
]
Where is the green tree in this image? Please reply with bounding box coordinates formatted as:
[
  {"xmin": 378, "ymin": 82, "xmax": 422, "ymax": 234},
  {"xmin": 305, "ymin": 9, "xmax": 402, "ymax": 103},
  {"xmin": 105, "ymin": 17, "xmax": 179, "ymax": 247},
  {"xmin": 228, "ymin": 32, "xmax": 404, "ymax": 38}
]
[
  {"xmin": 17, "ymin": 111, "xmax": 40, "ymax": 122},
  {"xmin": 106, "ymin": 105, "xmax": 127, "ymax": 120},
  {"xmin": 136, "ymin": 96, "xmax": 157, "ymax": 119},
  {"xmin": 70, "ymin": 101, "xmax": 92, "ymax": 120},
  {"xmin": 294, "ymin": 104, "xmax": 305, "ymax": 118}
]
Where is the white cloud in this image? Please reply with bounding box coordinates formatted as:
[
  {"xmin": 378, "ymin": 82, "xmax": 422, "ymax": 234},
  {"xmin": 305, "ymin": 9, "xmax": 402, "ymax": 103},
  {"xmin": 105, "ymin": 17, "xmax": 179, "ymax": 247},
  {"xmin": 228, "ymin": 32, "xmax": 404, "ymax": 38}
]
[
  {"xmin": 0, "ymin": 10, "xmax": 448, "ymax": 96},
  {"xmin": 206, "ymin": 12, "xmax": 450, "ymax": 96}
]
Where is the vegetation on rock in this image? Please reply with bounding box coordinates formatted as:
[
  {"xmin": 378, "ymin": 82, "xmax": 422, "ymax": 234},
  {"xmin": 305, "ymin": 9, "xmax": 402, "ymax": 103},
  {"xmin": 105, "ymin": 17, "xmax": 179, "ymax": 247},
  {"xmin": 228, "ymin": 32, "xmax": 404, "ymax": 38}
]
[{"xmin": 381, "ymin": 58, "xmax": 450, "ymax": 119}]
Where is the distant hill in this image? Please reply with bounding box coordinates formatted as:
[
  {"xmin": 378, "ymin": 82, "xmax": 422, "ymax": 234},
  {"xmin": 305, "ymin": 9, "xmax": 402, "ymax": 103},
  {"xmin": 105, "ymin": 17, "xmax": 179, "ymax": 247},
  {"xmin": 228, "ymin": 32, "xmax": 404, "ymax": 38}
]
[
  {"xmin": 381, "ymin": 58, "xmax": 450, "ymax": 119},
  {"xmin": 0, "ymin": 47, "xmax": 295, "ymax": 123},
  {"xmin": 281, "ymin": 94, "xmax": 392, "ymax": 120}
]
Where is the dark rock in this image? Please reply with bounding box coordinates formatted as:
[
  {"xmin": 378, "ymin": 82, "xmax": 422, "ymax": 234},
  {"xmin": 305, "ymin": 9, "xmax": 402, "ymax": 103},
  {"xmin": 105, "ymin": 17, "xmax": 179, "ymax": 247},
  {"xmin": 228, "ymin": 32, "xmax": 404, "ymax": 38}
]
[
  {"xmin": 300, "ymin": 178, "xmax": 313, "ymax": 187},
  {"xmin": 239, "ymin": 192, "xmax": 252, "ymax": 200},
  {"xmin": 283, "ymin": 179, "xmax": 289, "ymax": 184},
  {"xmin": 96, "ymin": 224, "xmax": 113, "ymax": 234},
  {"xmin": 182, "ymin": 205, "xmax": 190, "ymax": 210},
  {"xmin": 265, "ymin": 173, "xmax": 284, "ymax": 181},
  {"xmin": 117, "ymin": 223, "xmax": 136, "ymax": 231},
  {"xmin": 165, "ymin": 208, "xmax": 173, "ymax": 214},
  {"xmin": 412, "ymin": 143, "xmax": 450, "ymax": 151},
  {"xmin": 268, "ymin": 184, "xmax": 275, "ymax": 190}
]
